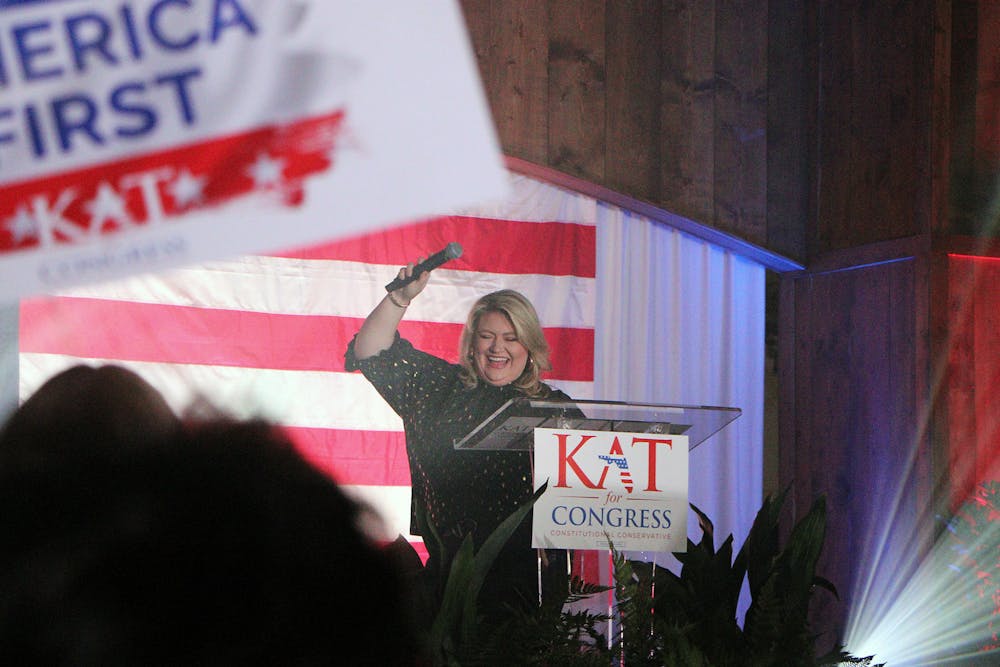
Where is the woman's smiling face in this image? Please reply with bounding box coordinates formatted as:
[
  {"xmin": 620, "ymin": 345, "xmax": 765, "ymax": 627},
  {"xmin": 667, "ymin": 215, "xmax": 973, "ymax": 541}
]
[{"xmin": 472, "ymin": 310, "xmax": 529, "ymax": 386}]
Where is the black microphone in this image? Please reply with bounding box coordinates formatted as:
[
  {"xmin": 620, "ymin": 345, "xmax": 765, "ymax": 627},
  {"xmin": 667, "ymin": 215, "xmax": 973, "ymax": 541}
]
[{"xmin": 384, "ymin": 242, "xmax": 463, "ymax": 292}]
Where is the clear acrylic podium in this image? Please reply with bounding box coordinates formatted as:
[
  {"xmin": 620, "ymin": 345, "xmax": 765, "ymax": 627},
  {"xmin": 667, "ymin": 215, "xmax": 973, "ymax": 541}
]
[
  {"xmin": 452, "ymin": 398, "xmax": 742, "ymax": 607},
  {"xmin": 454, "ymin": 398, "xmax": 741, "ymax": 452}
]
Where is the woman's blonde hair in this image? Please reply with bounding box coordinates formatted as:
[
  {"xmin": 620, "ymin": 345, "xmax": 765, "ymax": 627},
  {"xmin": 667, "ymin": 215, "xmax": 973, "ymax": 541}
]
[{"xmin": 458, "ymin": 289, "xmax": 552, "ymax": 396}]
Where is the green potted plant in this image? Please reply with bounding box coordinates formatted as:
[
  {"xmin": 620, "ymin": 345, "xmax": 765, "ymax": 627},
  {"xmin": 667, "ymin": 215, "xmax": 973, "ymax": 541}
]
[{"xmin": 392, "ymin": 488, "xmax": 879, "ymax": 666}]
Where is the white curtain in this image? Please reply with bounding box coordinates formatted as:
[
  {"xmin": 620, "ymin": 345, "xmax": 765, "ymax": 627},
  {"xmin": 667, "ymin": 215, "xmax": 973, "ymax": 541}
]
[{"xmin": 595, "ymin": 202, "xmax": 765, "ymax": 567}]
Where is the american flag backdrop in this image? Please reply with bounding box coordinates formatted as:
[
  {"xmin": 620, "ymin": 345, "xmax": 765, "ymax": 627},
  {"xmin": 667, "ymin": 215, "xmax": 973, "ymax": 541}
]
[{"xmin": 17, "ymin": 172, "xmax": 597, "ymax": 559}]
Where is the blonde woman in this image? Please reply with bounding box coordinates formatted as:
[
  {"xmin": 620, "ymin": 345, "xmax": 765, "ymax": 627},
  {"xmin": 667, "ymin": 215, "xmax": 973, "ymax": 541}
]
[{"xmin": 347, "ymin": 259, "xmax": 571, "ymax": 621}]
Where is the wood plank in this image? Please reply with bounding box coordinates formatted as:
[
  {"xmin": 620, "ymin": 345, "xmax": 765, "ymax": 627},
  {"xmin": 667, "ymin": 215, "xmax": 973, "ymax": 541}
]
[
  {"xmin": 976, "ymin": 0, "xmax": 1000, "ymax": 166},
  {"xmin": 784, "ymin": 273, "xmax": 814, "ymax": 613},
  {"xmin": 546, "ymin": 0, "xmax": 607, "ymax": 182},
  {"xmin": 858, "ymin": 258, "xmax": 929, "ymax": 600},
  {"xmin": 838, "ymin": 2, "xmax": 888, "ymax": 243},
  {"xmin": 849, "ymin": 2, "xmax": 891, "ymax": 242},
  {"xmin": 765, "ymin": 0, "xmax": 811, "ymax": 263},
  {"xmin": 805, "ymin": 268, "xmax": 856, "ymax": 644},
  {"xmin": 971, "ymin": 259, "xmax": 1000, "ymax": 490},
  {"xmin": 945, "ymin": 256, "xmax": 979, "ymax": 508},
  {"xmin": 887, "ymin": 257, "xmax": 934, "ymax": 546},
  {"xmin": 660, "ymin": 0, "xmax": 716, "ymax": 225},
  {"xmin": 928, "ymin": 250, "xmax": 955, "ymax": 521},
  {"xmin": 947, "ymin": 0, "xmax": 978, "ymax": 235},
  {"xmin": 960, "ymin": 0, "xmax": 1000, "ymax": 236},
  {"xmin": 931, "ymin": 0, "xmax": 956, "ymax": 236},
  {"xmin": 908, "ymin": 244, "xmax": 935, "ymax": 547},
  {"xmin": 605, "ymin": 0, "xmax": 662, "ymax": 201},
  {"xmin": 459, "ymin": 0, "xmax": 550, "ymax": 163},
  {"xmin": 946, "ymin": 256, "xmax": 1000, "ymax": 508},
  {"xmin": 813, "ymin": 3, "xmax": 853, "ymax": 254},
  {"xmin": 884, "ymin": 1, "xmax": 934, "ymax": 238},
  {"xmin": 780, "ymin": 255, "xmax": 938, "ymax": 646},
  {"xmin": 814, "ymin": 2, "xmax": 935, "ymax": 249},
  {"xmin": 713, "ymin": 0, "xmax": 768, "ymax": 245},
  {"xmin": 778, "ymin": 272, "xmax": 802, "ymax": 522},
  {"xmin": 972, "ymin": 259, "xmax": 1000, "ymax": 487}
]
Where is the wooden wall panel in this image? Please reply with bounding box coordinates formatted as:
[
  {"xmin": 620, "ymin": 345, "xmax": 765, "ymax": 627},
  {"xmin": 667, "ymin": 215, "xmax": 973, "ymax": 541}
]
[
  {"xmin": 659, "ymin": 1, "xmax": 717, "ymax": 226},
  {"xmin": 780, "ymin": 252, "xmax": 929, "ymax": 646},
  {"xmin": 787, "ymin": 266, "xmax": 856, "ymax": 641},
  {"xmin": 934, "ymin": 0, "xmax": 958, "ymax": 237},
  {"xmin": 547, "ymin": 0, "xmax": 607, "ymax": 182},
  {"xmin": 765, "ymin": 0, "xmax": 811, "ymax": 262},
  {"xmin": 948, "ymin": 0, "xmax": 1000, "ymax": 238},
  {"xmin": 459, "ymin": 1, "xmax": 978, "ymax": 260},
  {"xmin": 976, "ymin": 2, "xmax": 1000, "ymax": 165},
  {"xmin": 812, "ymin": 0, "xmax": 936, "ymax": 253},
  {"xmin": 887, "ymin": 252, "xmax": 933, "ymax": 559},
  {"xmin": 970, "ymin": 259, "xmax": 1000, "ymax": 482},
  {"xmin": 460, "ymin": 0, "xmax": 782, "ymax": 250},
  {"xmin": 945, "ymin": 256, "xmax": 980, "ymax": 508},
  {"xmin": 461, "ymin": 0, "xmax": 550, "ymax": 165},
  {"xmin": 713, "ymin": 0, "xmax": 767, "ymax": 242},
  {"xmin": 605, "ymin": 0, "xmax": 662, "ymax": 201},
  {"xmin": 813, "ymin": 5, "xmax": 851, "ymax": 252},
  {"xmin": 953, "ymin": 0, "xmax": 1000, "ymax": 238},
  {"xmin": 945, "ymin": 255, "xmax": 1000, "ymax": 507},
  {"xmin": 880, "ymin": 3, "xmax": 930, "ymax": 242}
]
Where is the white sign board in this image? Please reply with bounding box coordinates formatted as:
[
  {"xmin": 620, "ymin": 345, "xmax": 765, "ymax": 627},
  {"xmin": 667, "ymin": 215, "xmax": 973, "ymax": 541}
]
[
  {"xmin": 0, "ymin": 0, "xmax": 507, "ymax": 302},
  {"xmin": 532, "ymin": 428, "xmax": 689, "ymax": 553}
]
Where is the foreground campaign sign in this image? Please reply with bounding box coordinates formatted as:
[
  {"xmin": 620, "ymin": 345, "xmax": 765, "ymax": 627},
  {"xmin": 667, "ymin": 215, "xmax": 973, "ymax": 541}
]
[
  {"xmin": 0, "ymin": 0, "xmax": 507, "ymax": 302},
  {"xmin": 532, "ymin": 428, "xmax": 689, "ymax": 553}
]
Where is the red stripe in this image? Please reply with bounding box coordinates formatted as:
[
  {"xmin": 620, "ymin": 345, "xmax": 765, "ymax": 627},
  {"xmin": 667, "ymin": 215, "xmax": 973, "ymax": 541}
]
[
  {"xmin": 272, "ymin": 216, "xmax": 596, "ymax": 278},
  {"xmin": 283, "ymin": 426, "xmax": 410, "ymax": 486},
  {"xmin": 572, "ymin": 550, "xmax": 603, "ymax": 586},
  {"xmin": 19, "ymin": 297, "xmax": 595, "ymax": 381}
]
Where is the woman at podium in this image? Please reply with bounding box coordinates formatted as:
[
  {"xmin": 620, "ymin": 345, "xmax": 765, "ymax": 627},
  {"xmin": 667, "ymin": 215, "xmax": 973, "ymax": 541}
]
[{"xmin": 345, "ymin": 258, "xmax": 570, "ymax": 621}]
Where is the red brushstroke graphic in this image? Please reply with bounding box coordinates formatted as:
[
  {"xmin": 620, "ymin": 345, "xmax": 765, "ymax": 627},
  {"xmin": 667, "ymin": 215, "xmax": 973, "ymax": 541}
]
[{"xmin": 1, "ymin": 109, "xmax": 346, "ymax": 254}]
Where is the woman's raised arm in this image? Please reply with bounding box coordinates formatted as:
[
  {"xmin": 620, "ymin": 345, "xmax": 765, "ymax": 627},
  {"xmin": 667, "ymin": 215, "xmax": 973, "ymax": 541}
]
[{"xmin": 352, "ymin": 258, "xmax": 432, "ymax": 360}]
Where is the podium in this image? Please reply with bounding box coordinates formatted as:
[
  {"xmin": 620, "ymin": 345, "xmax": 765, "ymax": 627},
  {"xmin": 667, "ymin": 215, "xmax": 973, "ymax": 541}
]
[
  {"xmin": 454, "ymin": 397, "xmax": 741, "ymax": 452},
  {"xmin": 451, "ymin": 398, "xmax": 742, "ymax": 605}
]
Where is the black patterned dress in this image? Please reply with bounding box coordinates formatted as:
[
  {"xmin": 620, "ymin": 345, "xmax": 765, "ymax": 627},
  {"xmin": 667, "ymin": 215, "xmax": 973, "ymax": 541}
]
[{"xmin": 345, "ymin": 334, "xmax": 569, "ymax": 613}]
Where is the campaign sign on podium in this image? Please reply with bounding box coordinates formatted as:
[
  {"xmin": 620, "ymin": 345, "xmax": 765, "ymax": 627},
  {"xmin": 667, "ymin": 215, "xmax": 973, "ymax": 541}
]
[
  {"xmin": 454, "ymin": 398, "xmax": 741, "ymax": 554},
  {"xmin": 530, "ymin": 427, "xmax": 689, "ymax": 553}
]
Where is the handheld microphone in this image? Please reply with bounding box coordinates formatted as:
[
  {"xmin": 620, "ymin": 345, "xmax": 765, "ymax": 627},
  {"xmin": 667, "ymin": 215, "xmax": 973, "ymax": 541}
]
[{"xmin": 384, "ymin": 242, "xmax": 463, "ymax": 292}]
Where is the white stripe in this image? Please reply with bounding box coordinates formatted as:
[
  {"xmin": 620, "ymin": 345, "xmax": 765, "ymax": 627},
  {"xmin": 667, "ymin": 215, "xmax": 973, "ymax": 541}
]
[
  {"xmin": 448, "ymin": 172, "xmax": 600, "ymax": 225},
  {"xmin": 48, "ymin": 259, "xmax": 596, "ymax": 329},
  {"xmin": 19, "ymin": 354, "xmax": 594, "ymax": 430}
]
